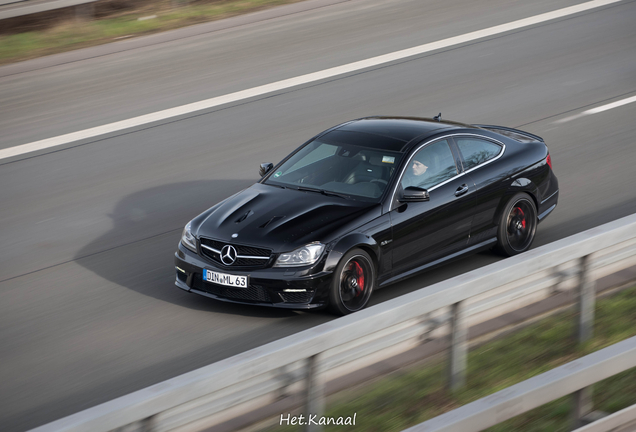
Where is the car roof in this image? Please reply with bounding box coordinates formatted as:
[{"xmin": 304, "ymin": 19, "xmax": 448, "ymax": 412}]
[{"xmin": 324, "ymin": 117, "xmax": 478, "ymax": 152}]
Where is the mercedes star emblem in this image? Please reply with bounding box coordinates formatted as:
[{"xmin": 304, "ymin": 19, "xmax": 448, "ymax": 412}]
[{"xmin": 220, "ymin": 245, "xmax": 238, "ymax": 265}]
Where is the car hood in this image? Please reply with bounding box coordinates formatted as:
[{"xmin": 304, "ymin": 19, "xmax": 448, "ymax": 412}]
[{"xmin": 192, "ymin": 183, "xmax": 378, "ymax": 251}]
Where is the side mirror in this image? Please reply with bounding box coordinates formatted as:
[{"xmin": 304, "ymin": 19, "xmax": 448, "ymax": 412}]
[
  {"xmin": 398, "ymin": 186, "xmax": 429, "ymax": 202},
  {"xmin": 259, "ymin": 162, "xmax": 274, "ymax": 177}
]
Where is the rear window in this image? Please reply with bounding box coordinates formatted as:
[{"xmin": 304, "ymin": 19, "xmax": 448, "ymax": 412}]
[{"xmin": 456, "ymin": 138, "xmax": 502, "ymax": 171}]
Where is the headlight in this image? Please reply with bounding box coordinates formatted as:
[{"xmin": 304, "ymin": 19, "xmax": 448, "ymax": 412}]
[
  {"xmin": 180, "ymin": 221, "xmax": 197, "ymax": 253},
  {"xmin": 274, "ymin": 243, "xmax": 325, "ymax": 267}
]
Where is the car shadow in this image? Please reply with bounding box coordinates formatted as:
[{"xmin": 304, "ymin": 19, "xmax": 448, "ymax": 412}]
[
  {"xmin": 73, "ymin": 179, "xmax": 304, "ymax": 318},
  {"xmin": 74, "ymin": 177, "xmax": 609, "ymax": 318}
]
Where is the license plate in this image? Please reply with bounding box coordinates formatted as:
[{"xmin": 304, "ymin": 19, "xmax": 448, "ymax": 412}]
[{"xmin": 203, "ymin": 269, "xmax": 248, "ymax": 288}]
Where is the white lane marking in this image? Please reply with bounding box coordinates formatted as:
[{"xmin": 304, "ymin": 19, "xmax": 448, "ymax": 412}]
[
  {"xmin": 585, "ymin": 95, "xmax": 636, "ymax": 114},
  {"xmin": 0, "ymin": 0, "xmax": 622, "ymax": 161},
  {"xmin": 554, "ymin": 95, "xmax": 636, "ymax": 123}
]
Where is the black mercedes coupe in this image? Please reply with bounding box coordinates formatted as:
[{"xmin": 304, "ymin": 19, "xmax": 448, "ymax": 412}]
[{"xmin": 174, "ymin": 117, "xmax": 558, "ymax": 315}]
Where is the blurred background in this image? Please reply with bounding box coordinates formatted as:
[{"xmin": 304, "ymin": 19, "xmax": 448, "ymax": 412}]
[
  {"xmin": 0, "ymin": 0, "xmax": 635, "ymax": 430},
  {"xmin": 0, "ymin": 0, "xmax": 303, "ymax": 64}
]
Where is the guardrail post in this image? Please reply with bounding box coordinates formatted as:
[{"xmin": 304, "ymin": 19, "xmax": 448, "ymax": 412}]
[
  {"xmin": 75, "ymin": 2, "xmax": 94, "ymax": 20},
  {"xmin": 571, "ymin": 254, "xmax": 596, "ymax": 429},
  {"xmin": 448, "ymin": 301, "xmax": 467, "ymax": 391},
  {"xmin": 571, "ymin": 387, "xmax": 594, "ymax": 429},
  {"xmin": 304, "ymin": 354, "xmax": 325, "ymax": 432},
  {"xmin": 576, "ymin": 255, "xmax": 596, "ymax": 343},
  {"xmin": 119, "ymin": 415, "xmax": 155, "ymax": 432}
]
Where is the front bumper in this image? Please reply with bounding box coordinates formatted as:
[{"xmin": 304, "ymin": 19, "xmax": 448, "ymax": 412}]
[{"xmin": 174, "ymin": 243, "xmax": 332, "ymax": 309}]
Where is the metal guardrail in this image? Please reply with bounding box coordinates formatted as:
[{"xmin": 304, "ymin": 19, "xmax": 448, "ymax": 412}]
[
  {"xmin": 576, "ymin": 404, "xmax": 636, "ymax": 432},
  {"xmin": 0, "ymin": 0, "xmax": 97, "ymax": 21},
  {"xmin": 404, "ymin": 336, "xmax": 636, "ymax": 432},
  {"xmin": 0, "ymin": 0, "xmax": 26, "ymax": 7},
  {"xmin": 30, "ymin": 213, "xmax": 636, "ymax": 432}
]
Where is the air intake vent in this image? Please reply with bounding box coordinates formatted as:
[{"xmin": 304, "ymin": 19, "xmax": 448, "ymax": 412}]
[
  {"xmin": 236, "ymin": 210, "xmax": 254, "ymax": 223},
  {"xmin": 259, "ymin": 216, "xmax": 284, "ymax": 228}
]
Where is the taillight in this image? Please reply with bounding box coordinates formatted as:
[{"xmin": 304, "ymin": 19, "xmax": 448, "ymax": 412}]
[{"xmin": 546, "ymin": 154, "xmax": 552, "ymax": 169}]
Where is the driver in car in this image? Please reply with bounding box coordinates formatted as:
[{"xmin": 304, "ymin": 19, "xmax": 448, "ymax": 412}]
[{"xmin": 401, "ymin": 156, "xmax": 431, "ymax": 189}]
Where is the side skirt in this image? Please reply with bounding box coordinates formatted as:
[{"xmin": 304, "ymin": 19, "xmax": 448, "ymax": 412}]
[
  {"xmin": 379, "ymin": 238, "xmax": 497, "ymax": 288},
  {"xmin": 538, "ymin": 204, "xmax": 557, "ymax": 221}
]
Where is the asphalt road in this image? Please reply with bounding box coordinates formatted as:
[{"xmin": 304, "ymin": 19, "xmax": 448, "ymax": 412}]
[{"xmin": 1, "ymin": 0, "xmax": 635, "ymax": 430}]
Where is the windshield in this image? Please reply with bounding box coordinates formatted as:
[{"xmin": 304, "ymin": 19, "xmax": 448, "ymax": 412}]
[{"xmin": 264, "ymin": 139, "xmax": 403, "ymax": 200}]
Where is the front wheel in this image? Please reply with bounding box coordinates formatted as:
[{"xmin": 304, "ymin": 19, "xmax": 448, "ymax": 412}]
[
  {"xmin": 495, "ymin": 193, "xmax": 537, "ymax": 256},
  {"xmin": 328, "ymin": 249, "xmax": 375, "ymax": 315}
]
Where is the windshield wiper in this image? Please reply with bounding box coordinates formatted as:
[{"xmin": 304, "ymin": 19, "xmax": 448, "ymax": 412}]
[
  {"xmin": 320, "ymin": 190, "xmax": 350, "ymax": 199},
  {"xmin": 296, "ymin": 186, "xmax": 349, "ymax": 199}
]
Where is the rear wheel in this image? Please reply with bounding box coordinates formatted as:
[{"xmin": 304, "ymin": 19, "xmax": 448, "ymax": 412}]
[
  {"xmin": 495, "ymin": 193, "xmax": 537, "ymax": 256},
  {"xmin": 328, "ymin": 249, "xmax": 375, "ymax": 315}
]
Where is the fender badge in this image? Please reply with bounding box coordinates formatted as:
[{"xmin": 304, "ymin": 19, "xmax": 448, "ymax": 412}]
[{"xmin": 231, "ymin": 233, "xmax": 239, "ymax": 238}]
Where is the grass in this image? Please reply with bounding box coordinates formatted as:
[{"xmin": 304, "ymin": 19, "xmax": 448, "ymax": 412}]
[
  {"xmin": 266, "ymin": 286, "xmax": 636, "ymax": 431},
  {"xmin": 0, "ymin": 0, "xmax": 303, "ymax": 65}
]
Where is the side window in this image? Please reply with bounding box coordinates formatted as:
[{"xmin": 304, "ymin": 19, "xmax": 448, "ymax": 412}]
[
  {"xmin": 401, "ymin": 139, "xmax": 457, "ymax": 190},
  {"xmin": 456, "ymin": 137, "xmax": 502, "ymax": 171}
]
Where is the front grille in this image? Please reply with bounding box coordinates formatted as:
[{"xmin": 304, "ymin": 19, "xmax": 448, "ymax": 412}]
[
  {"xmin": 199, "ymin": 238, "xmax": 272, "ymax": 268},
  {"xmin": 193, "ymin": 274, "xmax": 271, "ymax": 303},
  {"xmin": 279, "ymin": 291, "xmax": 314, "ymax": 303},
  {"xmin": 200, "ymin": 238, "xmax": 224, "ymax": 251},
  {"xmin": 235, "ymin": 245, "xmax": 269, "ymax": 257}
]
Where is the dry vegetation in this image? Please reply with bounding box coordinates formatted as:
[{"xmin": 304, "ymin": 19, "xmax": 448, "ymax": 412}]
[{"xmin": 0, "ymin": 0, "xmax": 303, "ymax": 64}]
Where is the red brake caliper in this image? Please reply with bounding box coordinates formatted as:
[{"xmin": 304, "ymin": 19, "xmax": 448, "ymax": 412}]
[
  {"xmin": 517, "ymin": 207, "xmax": 526, "ymax": 229},
  {"xmin": 353, "ymin": 261, "xmax": 365, "ymax": 294}
]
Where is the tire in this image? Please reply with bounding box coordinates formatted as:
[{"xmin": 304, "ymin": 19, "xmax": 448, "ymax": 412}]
[
  {"xmin": 328, "ymin": 248, "xmax": 375, "ymax": 315},
  {"xmin": 494, "ymin": 192, "xmax": 538, "ymax": 256}
]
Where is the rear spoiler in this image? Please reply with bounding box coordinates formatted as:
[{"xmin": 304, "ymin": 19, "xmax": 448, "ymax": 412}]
[{"xmin": 473, "ymin": 124, "xmax": 544, "ymax": 143}]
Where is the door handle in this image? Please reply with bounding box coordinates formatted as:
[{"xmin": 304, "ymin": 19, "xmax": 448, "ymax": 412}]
[{"xmin": 455, "ymin": 184, "xmax": 469, "ymax": 197}]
